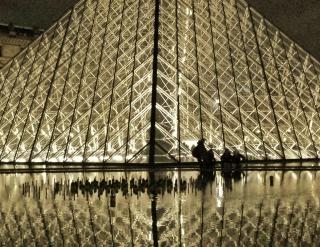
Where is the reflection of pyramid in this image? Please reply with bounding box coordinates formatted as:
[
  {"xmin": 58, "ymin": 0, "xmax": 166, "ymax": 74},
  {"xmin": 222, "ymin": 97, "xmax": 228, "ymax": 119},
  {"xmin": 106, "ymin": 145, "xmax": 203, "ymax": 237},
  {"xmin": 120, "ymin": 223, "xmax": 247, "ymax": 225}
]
[
  {"xmin": 0, "ymin": 0, "xmax": 320, "ymax": 164},
  {"xmin": 0, "ymin": 171, "xmax": 318, "ymax": 246}
]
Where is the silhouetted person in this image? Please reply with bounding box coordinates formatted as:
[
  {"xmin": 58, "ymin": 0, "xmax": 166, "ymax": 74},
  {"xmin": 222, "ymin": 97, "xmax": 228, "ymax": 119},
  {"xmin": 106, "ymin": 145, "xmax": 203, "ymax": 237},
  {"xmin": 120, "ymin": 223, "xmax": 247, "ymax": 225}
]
[
  {"xmin": 232, "ymin": 149, "xmax": 245, "ymax": 178},
  {"xmin": 92, "ymin": 178, "xmax": 99, "ymax": 193},
  {"xmin": 197, "ymin": 168, "xmax": 215, "ymax": 190},
  {"xmin": 233, "ymin": 149, "xmax": 245, "ymax": 165},
  {"xmin": 54, "ymin": 182, "xmax": 60, "ymax": 195},
  {"xmin": 100, "ymin": 179, "xmax": 107, "ymax": 189},
  {"xmin": 110, "ymin": 192, "xmax": 116, "ymax": 207},
  {"xmin": 221, "ymin": 149, "xmax": 232, "ymax": 176},
  {"xmin": 70, "ymin": 181, "xmax": 78, "ymax": 195},
  {"xmin": 207, "ymin": 148, "xmax": 216, "ymax": 169},
  {"xmin": 192, "ymin": 139, "xmax": 208, "ymax": 166}
]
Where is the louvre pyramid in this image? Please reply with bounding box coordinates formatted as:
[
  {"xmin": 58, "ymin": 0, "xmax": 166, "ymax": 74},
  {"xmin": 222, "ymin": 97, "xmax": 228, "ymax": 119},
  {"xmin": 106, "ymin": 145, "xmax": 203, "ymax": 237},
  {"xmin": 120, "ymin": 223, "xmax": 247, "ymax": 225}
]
[{"xmin": 0, "ymin": 0, "xmax": 320, "ymax": 164}]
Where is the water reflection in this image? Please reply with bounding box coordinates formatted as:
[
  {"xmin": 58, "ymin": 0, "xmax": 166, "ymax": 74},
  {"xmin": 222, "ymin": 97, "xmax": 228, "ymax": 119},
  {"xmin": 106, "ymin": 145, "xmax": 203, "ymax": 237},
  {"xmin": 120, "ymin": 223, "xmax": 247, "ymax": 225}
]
[{"xmin": 0, "ymin": 169, "xmax": 319, "ymax": 246}]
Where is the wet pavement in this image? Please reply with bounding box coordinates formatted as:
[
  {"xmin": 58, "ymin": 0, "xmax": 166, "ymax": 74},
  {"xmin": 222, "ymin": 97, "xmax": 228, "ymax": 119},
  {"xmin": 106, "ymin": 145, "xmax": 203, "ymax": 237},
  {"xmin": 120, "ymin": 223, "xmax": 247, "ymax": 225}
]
[{"xmin": 0, "ymin": 168, "xmax": 319, "ymax": 246}]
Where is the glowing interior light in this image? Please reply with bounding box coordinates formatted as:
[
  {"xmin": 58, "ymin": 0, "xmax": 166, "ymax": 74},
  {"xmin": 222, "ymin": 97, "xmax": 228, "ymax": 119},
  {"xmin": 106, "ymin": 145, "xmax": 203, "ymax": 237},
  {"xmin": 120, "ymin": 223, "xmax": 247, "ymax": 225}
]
[
  {"xmin": 16, "ymin": 158, "xmax": 27, "ymax": 163},
  {"xmin": 57, "ymin": 156, "xmax": 64, "ymax": 162},
  {"xmin": 72, "ymin": 156, "xmax": 83, "ymax": 162},
  {"xmin": 126, "ymin": 154, "xmax": 133, "ymax": 160},
  {"xmin": 88, "ymin": 156, "xmax": 99, "ymax": 162},
  {"xmin": 107, "ymin": 143, "xmax": 112, "ymax": 152},
  {"xmin": 113, "ymin": 155, "xmax": 124, "ymax": 162},
  {"xmin": 186, "ymin": 7, "xmax": 192, "ymax": 16},
  {"xmin": 32, "ymin": 158, "xmax": 43, "ymax": 162},
  {"xmin": 184, "ymin": 140, "xmax": 197, "ymax": 149},
  {"xmin": 48, "ymin": 158, "xmax": 58, "ymax": 162}
]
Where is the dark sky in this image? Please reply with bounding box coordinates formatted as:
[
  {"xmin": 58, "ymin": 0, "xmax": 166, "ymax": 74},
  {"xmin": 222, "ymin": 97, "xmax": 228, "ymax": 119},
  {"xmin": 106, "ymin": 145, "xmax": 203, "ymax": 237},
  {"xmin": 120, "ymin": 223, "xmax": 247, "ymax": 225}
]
[
  {"xmin": 0, "ymin": 0, "xmax": 77, "ymax": 28},
  {"xmin": 0, "ymin": 0, "xmax": 319, "ymax": 60},
  {"xmin": 246, "ymin": 0, "xmax": 320, "ymax": 61}
]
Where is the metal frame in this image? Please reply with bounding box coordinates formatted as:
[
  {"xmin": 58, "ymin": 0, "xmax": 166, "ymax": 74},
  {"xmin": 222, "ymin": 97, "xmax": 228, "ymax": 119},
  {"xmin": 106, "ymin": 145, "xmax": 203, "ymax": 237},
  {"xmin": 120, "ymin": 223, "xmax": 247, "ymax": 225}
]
[{"xmin": 0, "ymin": 0, "xmax": 318, "ymax": 165}]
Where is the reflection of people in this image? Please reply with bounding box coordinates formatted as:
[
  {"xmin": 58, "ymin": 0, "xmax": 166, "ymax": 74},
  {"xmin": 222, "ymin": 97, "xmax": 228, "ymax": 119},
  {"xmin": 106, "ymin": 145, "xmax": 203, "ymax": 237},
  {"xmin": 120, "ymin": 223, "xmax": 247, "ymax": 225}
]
[
  {"xmin": 110, "ymin": 192, "xmax": 116, "ymax": 207},
  {"xmin": 232, "ymin": 149, "xmax": 245, "ymax": 180},
  {"xmin": 207, "ymin": 148, "xmax": 216, "ymax": 169},
  {"xmin": 54, "ymin": 182, "xmax": 60, "ymax": 195},
  {"xmin": 24, "ymin": 174, "xmax": 219, "ymax": 199},
  {"xmin": 232, "ymin": 170, "xmax": 243, "ymax": 181},
  {"xmin": 196, "ymin": 169, "xmax": 215, "ymax": 190},
  {"xmin": 224, "ymin": 176, "xmax": 232, "ymax": 191},
  {"xmin": 232, "ymin": 149, "xmax": 245, "ymax": 171},
  {"xmin": 221, "ymin": 149, "xmax": 232, "ymax": 176}
]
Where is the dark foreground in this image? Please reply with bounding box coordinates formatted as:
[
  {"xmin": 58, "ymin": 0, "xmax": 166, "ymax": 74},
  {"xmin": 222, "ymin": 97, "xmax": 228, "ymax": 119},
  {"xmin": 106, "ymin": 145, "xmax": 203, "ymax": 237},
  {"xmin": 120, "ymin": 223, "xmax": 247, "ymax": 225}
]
[{"xmin": 0, "ymin": 167, "xmax": 319, "ymax": 246}]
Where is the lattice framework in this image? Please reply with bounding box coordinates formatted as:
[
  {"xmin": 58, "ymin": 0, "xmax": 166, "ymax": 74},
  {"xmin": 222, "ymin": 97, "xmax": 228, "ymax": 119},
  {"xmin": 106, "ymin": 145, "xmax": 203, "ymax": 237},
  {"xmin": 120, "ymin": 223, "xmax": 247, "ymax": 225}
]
[{"xmin": 0, "ymin": 0, "xmax": 320, "ymax": 164}]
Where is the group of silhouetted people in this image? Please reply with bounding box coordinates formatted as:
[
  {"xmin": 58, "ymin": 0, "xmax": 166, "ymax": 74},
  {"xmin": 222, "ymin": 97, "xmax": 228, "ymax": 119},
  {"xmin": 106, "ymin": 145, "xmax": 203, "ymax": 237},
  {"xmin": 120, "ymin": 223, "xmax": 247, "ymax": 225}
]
[
  {"xmin": 52, "ymin": 176, "xmax": 191, "ymax": 198},
  {"xmin": 192, "ymin": 139, "xmax": 245, "ymax": 177},
  {"xmin": 191, "ymin": 139, "xmax": 216, "ymax": 168},
  {"xmin": 21, "ymin": 175, "xmax": 218, "ymax": 199},
  {"xmin": 220, "ymin": 148, "xmax": 245, "ymax": 177}
]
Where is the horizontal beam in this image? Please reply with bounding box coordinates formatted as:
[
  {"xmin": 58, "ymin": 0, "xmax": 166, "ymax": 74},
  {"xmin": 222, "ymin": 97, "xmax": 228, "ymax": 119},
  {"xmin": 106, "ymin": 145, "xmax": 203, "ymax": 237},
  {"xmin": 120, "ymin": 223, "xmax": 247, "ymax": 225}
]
[{"xmin": 0, "ymin": 159, "xmax": 318, "ymax": 173}]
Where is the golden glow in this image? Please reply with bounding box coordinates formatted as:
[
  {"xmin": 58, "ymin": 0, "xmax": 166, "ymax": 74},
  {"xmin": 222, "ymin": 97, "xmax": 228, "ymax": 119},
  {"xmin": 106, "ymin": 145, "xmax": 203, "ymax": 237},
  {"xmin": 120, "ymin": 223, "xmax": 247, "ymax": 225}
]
[
  {"xmin": 0, "ymin": 170, "xmax": 318, "ymax": 245},
  {"xmin": 0, "ymin": 0, "xmax": 319, "ymax": 165}
]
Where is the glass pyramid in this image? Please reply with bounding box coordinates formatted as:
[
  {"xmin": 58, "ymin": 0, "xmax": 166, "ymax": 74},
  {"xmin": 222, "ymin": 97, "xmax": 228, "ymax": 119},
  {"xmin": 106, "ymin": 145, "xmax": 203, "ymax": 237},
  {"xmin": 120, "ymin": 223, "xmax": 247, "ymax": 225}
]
[{"xmin": 0, "ymin": 0, "xmax": 320, "ymax": 164}]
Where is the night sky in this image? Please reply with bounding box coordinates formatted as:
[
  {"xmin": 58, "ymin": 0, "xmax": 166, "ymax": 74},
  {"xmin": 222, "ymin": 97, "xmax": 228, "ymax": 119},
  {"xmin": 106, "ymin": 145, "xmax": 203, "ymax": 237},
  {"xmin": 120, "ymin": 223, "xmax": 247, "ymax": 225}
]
[
  {"xmin": 0, "ymin": 0, "xmax": 319, "ymax": 60},
  {"xmin": 246, "ymin": 0, "xmax": 320, "ymax": 61}
]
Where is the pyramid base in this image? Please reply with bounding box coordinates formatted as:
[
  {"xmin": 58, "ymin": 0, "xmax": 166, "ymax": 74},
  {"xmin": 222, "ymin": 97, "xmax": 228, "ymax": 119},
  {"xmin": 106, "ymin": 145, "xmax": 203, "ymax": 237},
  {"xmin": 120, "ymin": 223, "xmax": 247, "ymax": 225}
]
[{"xmin": 0, "ymin": 159, "xmax": 318, "ymax": 173}]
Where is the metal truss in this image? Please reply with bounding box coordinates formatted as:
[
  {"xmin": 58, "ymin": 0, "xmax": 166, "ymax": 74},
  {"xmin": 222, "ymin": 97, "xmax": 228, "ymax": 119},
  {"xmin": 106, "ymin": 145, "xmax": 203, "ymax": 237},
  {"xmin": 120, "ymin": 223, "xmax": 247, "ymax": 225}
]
[{"xmin": 0, "ymin": 0, "xmax": 319, "ymax": 164}]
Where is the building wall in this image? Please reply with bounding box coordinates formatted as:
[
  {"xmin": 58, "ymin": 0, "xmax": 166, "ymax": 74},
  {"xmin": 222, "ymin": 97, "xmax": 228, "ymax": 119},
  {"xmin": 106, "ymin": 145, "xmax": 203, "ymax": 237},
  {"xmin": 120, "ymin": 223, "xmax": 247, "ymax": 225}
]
[{"xmin": 0, "ymin": 24, "xmax": 40, "ymax": 69}]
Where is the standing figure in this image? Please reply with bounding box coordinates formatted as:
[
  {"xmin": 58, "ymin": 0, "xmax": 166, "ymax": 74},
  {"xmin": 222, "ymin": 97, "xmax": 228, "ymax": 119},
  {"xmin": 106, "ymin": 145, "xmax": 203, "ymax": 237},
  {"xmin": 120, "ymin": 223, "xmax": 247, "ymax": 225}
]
[
  {"xmin": 207, "ymin": 148, "xmax": 216, "ymax": 169},
  {"xmin": 232, "ymin": 149, "xmax": 245, "ymax": 172},
  {"xmin": 220, "ymin": 149, "xmax": 232, "ymax": 176},
  {"xmin": 192, "ymin": 139, "xmax": 208, "ymax": 167}
]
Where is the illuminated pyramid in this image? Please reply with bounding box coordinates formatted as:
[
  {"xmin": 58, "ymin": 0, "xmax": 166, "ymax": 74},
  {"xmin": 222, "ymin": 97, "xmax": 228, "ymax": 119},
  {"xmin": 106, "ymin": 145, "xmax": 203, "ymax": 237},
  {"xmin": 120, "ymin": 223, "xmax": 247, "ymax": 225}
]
[{"xmin": 0, "ymin": 0, "xmax": 320, "ymax": 164}]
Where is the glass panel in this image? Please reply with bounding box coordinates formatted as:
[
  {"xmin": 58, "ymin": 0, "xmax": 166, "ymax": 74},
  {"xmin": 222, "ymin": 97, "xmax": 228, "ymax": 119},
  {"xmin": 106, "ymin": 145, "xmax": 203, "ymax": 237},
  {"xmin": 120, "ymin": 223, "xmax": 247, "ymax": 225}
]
[{"xmin": 0, "ymin": 0, "xmax": 319, "ymax": 163}]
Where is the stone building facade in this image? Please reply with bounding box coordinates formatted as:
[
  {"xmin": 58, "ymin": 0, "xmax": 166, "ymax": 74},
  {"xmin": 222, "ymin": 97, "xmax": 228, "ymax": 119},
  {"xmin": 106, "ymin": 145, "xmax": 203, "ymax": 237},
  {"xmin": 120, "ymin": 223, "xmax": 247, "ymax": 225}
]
[{"xmin": 0, "ymin": 23, "xmax": 42, "ymax": 69}]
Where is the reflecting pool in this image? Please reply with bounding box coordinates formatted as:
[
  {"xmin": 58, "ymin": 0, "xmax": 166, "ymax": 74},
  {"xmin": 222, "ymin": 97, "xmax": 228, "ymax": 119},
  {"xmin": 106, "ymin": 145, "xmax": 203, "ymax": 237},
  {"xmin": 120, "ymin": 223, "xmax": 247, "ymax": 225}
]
[{"xmin": 0, "ymin": 169, "xmax": 319, "ymax": 246}]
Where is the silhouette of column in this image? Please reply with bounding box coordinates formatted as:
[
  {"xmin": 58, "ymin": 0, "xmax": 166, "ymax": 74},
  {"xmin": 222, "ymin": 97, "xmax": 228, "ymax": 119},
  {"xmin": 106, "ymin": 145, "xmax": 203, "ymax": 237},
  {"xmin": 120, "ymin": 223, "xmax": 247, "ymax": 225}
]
[
  {"xmin": 150, "ymin": 172, "xmax": 159, "ymax": 246},
  {"xmin": 149, "ymin": 0, "xmax": 160, "ymax": 165}
]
